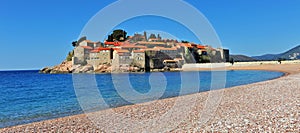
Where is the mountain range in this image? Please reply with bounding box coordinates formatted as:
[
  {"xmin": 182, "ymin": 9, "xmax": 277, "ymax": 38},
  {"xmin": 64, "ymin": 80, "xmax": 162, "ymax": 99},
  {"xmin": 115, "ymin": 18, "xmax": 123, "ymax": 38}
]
[{"xmin": 230, "ymin": 45, "xmax": 300, "ymax": 61}]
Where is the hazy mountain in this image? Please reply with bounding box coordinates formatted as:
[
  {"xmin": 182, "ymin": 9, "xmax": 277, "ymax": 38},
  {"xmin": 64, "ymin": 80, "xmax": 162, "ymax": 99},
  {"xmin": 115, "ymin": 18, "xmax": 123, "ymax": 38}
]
[
  {"xmin": 280, "ymin": 45, "xmax": 300, "ymax": 59},
  {"xmin": 230, "ymin": 55, "xmax": 257, "ymax": 62},
  {"xmin": 252, "ymin": 54, "xmax": 282, "ymax": 61},
  {"xmin": 252, "ymin": 45, "xmax": 300, "ymax": 61}
]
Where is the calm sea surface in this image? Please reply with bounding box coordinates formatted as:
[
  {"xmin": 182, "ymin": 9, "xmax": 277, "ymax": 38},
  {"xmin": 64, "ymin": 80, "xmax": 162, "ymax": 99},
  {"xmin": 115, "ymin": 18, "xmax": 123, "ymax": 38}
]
[{"xmin": 0, "ymin": 70, "xmax": 283, "ymax": 128}]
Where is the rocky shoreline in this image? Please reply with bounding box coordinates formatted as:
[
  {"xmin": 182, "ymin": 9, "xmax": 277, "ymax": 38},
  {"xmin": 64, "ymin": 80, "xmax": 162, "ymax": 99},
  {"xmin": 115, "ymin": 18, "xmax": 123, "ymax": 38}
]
[
  {"xmin": 39, "ymin": 61, "xmax": 113, "ymax": 74},
  {"xmin": 39, "ymin": 61, "xmax": 181, "ymax": 74}
]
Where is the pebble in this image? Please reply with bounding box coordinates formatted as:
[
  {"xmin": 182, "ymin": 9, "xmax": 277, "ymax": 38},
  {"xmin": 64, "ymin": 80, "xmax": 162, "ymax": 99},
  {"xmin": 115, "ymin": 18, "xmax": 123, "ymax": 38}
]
[{"xmin": 1, "ymin": 67, "xmax": 300, "ymax": 132}]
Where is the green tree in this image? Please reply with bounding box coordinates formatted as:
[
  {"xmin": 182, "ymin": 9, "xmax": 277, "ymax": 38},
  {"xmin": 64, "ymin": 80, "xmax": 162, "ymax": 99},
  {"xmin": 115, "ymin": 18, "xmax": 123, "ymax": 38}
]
[
  {"xmin": 72, "ymin": 41, "xmax": 78, "ymax": 47},
  {"xmin": 200, "ymin": 55, "xmax": 211, "ymax": 63},
  {"xmin": 66, "ymin": 51, "xmax": 74, "ymax": 61},
  {"xmin": 181, "ymin": 40, "xmax": 189, "ymax": 43},
  {"xmin": 108, "ymin": 29, "xmax": 128, "ymax": 42}
]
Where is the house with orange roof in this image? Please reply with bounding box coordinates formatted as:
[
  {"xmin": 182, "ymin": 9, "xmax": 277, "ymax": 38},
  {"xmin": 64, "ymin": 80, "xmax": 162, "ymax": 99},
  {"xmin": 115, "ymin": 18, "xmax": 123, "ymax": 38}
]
[
  {"xmin": 72, "ymin": 33, "xmax": 230, "ymax": 71},
  {"xmin": 196, "ymin": 45, "xmax": 206, "ymax": 49},
  {"xmin": 179, "ymin": 43, "xmax": 193, "ymax": 48},
  {"xmin": 73, "ymin": 37, "xmax": 109, "ymax": 65},
  {"xmin": 87, "ymin": 47, "xmax": 112, "ymax": 67},
  {"xmin": 104, "ymin": 41, "xmax": 123, "ymax": 47}
]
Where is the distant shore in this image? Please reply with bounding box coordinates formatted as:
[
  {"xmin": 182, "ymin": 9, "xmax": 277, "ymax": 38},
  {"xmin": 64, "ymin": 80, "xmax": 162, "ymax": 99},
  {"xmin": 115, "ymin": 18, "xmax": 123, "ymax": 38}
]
[
  {"xmin": 2, "ymin": 62, "xmax": 300, "ymax": 132},
  {"xmin": 184, "ymin": 60, "xmax": 300, "ymax": 75}
]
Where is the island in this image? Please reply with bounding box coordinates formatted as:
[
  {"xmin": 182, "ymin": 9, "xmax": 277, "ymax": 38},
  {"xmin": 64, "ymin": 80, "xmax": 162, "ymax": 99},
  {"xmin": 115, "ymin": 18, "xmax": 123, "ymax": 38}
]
[{"xmin": 40, "ymin": 30, "xmax": 230, "ymax": 74}]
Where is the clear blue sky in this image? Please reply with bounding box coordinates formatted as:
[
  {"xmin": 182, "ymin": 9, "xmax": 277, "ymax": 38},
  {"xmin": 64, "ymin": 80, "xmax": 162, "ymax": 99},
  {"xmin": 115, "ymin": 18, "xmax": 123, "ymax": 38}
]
[{"xmin": 1, "ymin": 0, "xmax": 300, "ymax": 70}]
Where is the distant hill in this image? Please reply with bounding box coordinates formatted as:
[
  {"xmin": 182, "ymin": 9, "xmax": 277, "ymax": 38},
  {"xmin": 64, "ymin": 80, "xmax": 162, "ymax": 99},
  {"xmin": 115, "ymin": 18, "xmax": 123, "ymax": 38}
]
[
  {"xmin": 252, "ymin": 54, "xmax": 282, "ymax": 61},
  {"xmin": 230, "ymin": 55, "xmax": 257, "ymax": 62},
  {"xmin": 252, "ymin": 45, "xmax": 300, "ymax": 61}
]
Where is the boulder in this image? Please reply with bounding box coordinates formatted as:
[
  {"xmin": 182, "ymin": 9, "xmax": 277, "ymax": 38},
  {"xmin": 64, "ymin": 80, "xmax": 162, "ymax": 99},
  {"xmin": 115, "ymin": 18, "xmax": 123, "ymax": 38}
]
[
  {"xmin": 39, "ymin": 61, "xmax": 72, "ymax": 74},
  {"xmin": 39, "ymin": 67, "xmax": 52, "ymax": 74},
  {"xmin": 80, "ymin": 65, "xmax": 94, "ymax": 73},
  {"xmin": 71, "ymin": 65, "xmax": 82, "ymax": 73},
  {"xmin": 94, "ymin": 64, "xmax": 112, "ymax": 73},
  {"xmin": 94, "ymin": 65, "xmax": 104, "ymax": 72}
]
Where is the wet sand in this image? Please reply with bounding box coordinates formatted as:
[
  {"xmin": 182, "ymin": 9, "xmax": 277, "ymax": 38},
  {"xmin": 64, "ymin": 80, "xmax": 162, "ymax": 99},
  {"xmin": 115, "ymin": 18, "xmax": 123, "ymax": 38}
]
[{"xmin": 1, "ymin": 63, "xmax": 300, "ymax": 132}]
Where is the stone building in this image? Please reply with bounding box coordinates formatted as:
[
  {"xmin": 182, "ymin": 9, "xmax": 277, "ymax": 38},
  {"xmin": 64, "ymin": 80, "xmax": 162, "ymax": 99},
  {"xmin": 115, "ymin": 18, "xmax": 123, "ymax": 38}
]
[
  {"xmin": 111, "ymin": 49, "xmax": 133, "ymax": 72},
  {"xmin": 132, "ymin": 50, "xmax": 146, "ymax": 69},
  {"xmin": 73, "ymin": 39, "xmax": 101, "ymax": 65},
  {"xmin": 73, "ymin": 46, "xmax": 92, "ymax": 65},
  {"xmin": 87, "ymin": 48, "xmax": 112, "ymax": 68}
]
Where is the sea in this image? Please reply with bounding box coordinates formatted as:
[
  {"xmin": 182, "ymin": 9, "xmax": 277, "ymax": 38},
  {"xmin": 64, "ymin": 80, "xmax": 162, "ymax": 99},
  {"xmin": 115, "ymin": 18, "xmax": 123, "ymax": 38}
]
[{"xmin": 0, "ymin": 70, "xmax": 283, "ymax": 128}]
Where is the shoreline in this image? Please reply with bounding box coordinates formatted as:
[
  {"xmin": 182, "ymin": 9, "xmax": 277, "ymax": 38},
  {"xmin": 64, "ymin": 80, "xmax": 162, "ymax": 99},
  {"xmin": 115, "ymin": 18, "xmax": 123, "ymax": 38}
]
[{"xmin": 1, "ymin": 63, "xmax": 300, "ymax": 132}]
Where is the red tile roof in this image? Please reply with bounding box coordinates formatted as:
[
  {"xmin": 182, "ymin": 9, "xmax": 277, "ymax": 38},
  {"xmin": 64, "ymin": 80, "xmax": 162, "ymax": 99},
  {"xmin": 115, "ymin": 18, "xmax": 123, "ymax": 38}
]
[
  {"xmin": 179, "ymin": 43, "xmax": 193, "ymax": 48},
  {"xmin": 115, "ymin": 49, "xmax": 130, "ymax": 53},
  {"xmin": 133, "ymin": 50, "xmax": 145, "ymax": 53},
  {"xmin": 96, "ymin": 47, "xmax": 111, "ymax": 51},
  {"xmin": 104, "ymin": 41, "xmax": 115, "ymax": 45},
  {"xmin": 113, "ymin": 48, "xmax": 121, "ymax": 50},
  {"xmin": 197, "ymin": 45, "xmax": 206, "ymax": 49},
  {"xmin": 90, "ymin": 49, "xmax": 100, "ymax": 53},
  {"xmin": 104, "ymin": 41, "xmax": 123, "ymax": 46},
  {"xmin": 137, "ymin": 41, "xmax": 166, "ymax": 45},
  {"xmin": 155, "ymin": 47, "xmax": 177, "ymax": 51},
  {"xmin": 121, "ymin": 45, "xmax": 146, "ymax": 49},
  {"xmin": 191, "ymin": 43, "xmax": 197, "ymax": 47}
]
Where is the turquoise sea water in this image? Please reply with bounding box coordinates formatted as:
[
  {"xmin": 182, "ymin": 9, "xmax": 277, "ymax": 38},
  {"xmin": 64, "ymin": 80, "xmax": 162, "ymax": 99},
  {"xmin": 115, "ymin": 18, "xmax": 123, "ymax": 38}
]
[{"xmin": 0, "ymin": 70, "xmax": 283, "ymax": 128}]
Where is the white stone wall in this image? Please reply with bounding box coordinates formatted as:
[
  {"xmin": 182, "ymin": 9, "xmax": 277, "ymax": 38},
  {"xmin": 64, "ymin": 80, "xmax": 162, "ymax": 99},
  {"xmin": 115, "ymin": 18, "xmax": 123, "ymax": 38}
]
[{"xmin": 73, "ymin": 46, "xmax": 85, "ymax": 65}]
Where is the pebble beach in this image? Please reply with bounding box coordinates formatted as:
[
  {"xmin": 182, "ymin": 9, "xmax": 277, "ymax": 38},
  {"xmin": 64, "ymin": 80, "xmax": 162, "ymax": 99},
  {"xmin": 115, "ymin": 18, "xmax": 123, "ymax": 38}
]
[{"xmin": 1, "ymin": 63, "xmax": 299, "ymax": 132}]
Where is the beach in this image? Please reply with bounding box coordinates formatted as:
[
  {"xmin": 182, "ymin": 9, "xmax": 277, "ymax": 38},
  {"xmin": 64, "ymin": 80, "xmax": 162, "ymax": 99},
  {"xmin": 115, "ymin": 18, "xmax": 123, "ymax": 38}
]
[{"xmin": 1, "ymin": 63, "xmax": 299, "ymax": 132}]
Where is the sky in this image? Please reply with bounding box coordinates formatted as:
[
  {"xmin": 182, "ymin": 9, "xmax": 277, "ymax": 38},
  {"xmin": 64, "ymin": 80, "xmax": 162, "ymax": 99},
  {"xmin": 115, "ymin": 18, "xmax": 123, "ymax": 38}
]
[{"xmin": 1, "ymin": 0, "xmax": 300, "ymax": 70}]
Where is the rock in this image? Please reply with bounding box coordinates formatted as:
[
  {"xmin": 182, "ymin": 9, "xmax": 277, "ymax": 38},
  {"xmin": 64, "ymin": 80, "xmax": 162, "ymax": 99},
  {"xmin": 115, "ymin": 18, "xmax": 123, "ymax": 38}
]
[
  {"xmin": 40, "ymin": 61, "xmax": 117, "ymax": 74},
  {"xmin": 86, "ymin": 70, "xmax": 94, "ymax": 73},
  {"xmin": 71, "ymin": 65, "xmax": 81, "ymax": 73},
  {"xmin": 94, "ymin": 65, "xmax": 104, "ymax": 72},
  {"xmin": 94, "ymin": 64, "xmax": 112, "ymax": 73},
  {"xmin": 80, "ymin": 65, "xmax": 93, "ymax": 73},
  {"xmin": 134, "ymin": 67, "xmax": 139, "ymax": 71},
  {"xmin": 39, "ymin": 61, "xmax": 72, "ymax": 74},
  {"xmin": 106, "ymin": 66, "xmax": 112, "ymax": 72},
  {"xmin": 39, "ymin": 67, "xmax": 53, "ymax": 74}
]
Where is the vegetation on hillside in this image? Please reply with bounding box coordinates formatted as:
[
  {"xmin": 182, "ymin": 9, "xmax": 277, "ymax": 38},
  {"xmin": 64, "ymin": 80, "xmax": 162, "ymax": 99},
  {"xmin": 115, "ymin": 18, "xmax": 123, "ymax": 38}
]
[{"xmin": 66, "ymin": 51, "xmax": 74, "ymax": 61}]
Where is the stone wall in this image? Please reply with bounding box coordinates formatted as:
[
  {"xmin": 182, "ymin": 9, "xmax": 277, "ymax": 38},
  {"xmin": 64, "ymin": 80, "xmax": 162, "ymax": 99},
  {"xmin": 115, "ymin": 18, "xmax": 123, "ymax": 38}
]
[{"xmin": 132, "ymin": 52, "xmax": 145, "ymax": 68}]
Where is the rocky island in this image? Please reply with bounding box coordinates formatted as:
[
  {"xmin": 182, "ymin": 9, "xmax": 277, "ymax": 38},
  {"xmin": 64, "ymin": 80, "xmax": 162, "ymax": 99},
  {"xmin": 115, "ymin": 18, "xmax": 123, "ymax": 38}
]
[{"xmin": 40, "ymin": 30, "xmax": 230, "ymax": 74}]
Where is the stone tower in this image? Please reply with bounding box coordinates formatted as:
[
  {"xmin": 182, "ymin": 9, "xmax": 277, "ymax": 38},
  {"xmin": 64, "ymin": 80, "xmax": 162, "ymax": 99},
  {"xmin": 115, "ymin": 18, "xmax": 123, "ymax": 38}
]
[{"xmin": 144, "ymin": 31, "xmax": 148, "ymax": 41}]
